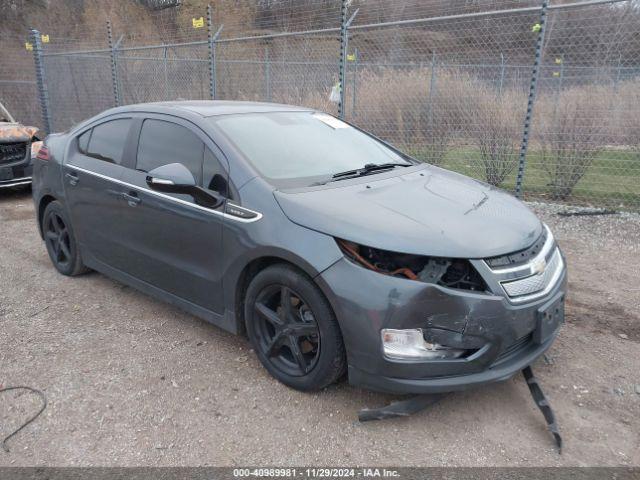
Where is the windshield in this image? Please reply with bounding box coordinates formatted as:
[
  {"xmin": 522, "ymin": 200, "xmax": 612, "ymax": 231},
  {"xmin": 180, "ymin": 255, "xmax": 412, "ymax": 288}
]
[{"xmin": 210, "ymin": 111, "xmax": 414, "ymax": 186}]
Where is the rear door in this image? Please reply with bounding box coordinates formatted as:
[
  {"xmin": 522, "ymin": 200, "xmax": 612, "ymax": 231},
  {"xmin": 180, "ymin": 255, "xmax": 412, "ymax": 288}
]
[
  {"xmin": 117, "ymin": 115, "xmax": 230, "ymax": 313},
  {"xmin": 63, "ymin": 116, "xmax": 134, "ymax": 268}
]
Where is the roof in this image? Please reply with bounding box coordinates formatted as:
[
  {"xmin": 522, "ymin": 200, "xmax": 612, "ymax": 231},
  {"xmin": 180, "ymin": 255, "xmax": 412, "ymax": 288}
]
[{"xmin": 125, "ymin": 100, "xmax": 313, "ymax": 117}]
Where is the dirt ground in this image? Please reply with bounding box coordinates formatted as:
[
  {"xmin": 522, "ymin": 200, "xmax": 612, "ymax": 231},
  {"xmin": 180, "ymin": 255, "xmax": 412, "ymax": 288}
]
[{"xmin": 1, "ymin": 188, "xmax": 639, "ymax": 467}]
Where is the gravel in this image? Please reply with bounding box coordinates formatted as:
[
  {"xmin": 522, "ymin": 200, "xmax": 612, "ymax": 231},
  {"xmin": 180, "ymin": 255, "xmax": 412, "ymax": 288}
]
[{"xmin": 1, "ymin": 189, "xmax": 639, "ymax": 466}]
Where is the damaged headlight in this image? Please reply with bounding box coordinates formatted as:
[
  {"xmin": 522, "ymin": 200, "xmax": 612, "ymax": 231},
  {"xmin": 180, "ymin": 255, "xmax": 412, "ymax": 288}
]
[
  {"xmin": 381, "ymin": 328, "xmax": 466, "ymax": 360},
  {"xmin": 336, "ymin": 239, "xmax": 487, "ymax": 292}
]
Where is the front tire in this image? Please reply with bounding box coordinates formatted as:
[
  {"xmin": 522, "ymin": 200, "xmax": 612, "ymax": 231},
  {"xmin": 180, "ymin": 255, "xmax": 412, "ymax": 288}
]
[
  {"xmin": 245, "ymin": 264, "xmax": 346, "ymax": 391},
  {"xmin": 42, "ymin": 200, "xmax": 88, "ymax": 276}
]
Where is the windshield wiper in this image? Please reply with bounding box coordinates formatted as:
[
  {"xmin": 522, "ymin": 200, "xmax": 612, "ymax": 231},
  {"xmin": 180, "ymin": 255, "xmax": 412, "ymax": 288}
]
[{"xmin": 331, "ymin": 163, "xmax": 411, "ymax": 181}]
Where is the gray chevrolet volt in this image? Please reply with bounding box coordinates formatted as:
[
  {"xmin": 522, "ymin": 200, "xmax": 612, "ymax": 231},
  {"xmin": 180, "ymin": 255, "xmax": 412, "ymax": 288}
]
[{"xmin": 32, "ymin": 101, "xmax": 567, "ymax": 394}]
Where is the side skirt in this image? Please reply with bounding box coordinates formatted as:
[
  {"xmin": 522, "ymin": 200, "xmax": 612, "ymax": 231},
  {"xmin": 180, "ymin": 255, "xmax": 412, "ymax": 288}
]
[{"xmin": 83, "ymin": 252, "xmax": 239, "ymax": 335}]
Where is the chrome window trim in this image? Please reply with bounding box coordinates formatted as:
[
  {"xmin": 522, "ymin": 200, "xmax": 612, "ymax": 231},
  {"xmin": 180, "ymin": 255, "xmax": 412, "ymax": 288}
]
[{"xmin": 66, "ymin": 164, "xmax": 262, "ymax": 223}]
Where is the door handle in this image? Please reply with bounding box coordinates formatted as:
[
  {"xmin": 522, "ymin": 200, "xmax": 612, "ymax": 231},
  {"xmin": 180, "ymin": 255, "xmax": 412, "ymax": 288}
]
[
  {"xmin": 122, "ymin": 192, "xmax": 141, "ymax": 207},
  {"xmin": 65, "ymin": 172, "xmax": 79, "ymax": 186}
]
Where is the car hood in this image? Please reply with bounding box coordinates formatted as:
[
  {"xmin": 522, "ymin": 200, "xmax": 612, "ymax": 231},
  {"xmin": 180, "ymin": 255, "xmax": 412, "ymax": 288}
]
[
  {"xmin": 0, "ymin": 122, "xmax": 39, "ymax": 143},
  {"xmin": 274, "ymin": 165, "xmax": 543, "ymax": 258}
]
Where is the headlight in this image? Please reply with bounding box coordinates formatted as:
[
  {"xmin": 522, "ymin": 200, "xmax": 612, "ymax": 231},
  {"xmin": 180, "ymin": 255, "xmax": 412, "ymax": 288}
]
[
  {"xmin": 336, "ymin": 238, "xmax": 487, "ymax": 292},
  {"xmin": 381, "ymin": 328, "xmax": 466, "ymax": 360},
  {"xmin": 30, "ymin": 140, "xmax": 43, "ymax": 159}
]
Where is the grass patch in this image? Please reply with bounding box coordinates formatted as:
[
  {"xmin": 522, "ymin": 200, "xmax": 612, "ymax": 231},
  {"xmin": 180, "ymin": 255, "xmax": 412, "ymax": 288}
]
[{"xmin": 408, "ymin": 146, "xmax": 640, "ymax": 209}]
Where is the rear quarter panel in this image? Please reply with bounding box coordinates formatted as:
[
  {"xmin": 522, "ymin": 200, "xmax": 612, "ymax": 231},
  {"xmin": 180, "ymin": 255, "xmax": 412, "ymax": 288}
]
[{"xmin": 32, "ymin": 133, "xmax": 69, "ymax": 236}]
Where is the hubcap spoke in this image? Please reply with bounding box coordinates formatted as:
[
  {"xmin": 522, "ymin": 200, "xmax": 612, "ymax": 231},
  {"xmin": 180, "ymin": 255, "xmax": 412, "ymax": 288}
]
[
  {"xmin": 57, "ymin": 215, "xmax": 65, "ymax": 231},
  {"xmin": 255, "ymin": 302, "xmax": 283, "ymax": 327},
  {"xmin": 288, "ymin": 336, "xmax": 309, "ymax": 374},
  {"xmin": 59, "ymin": 239, "xmax": 71, "ymax": 261},
  {"xmin": 266, "ymin": 332, "xmax": 286, "ymax": 357},
  {"xmin": 280, "ymin": 286, "xmax": 293, "ymax": 322},
  {"xmin": 45, "ymin": 231, "xmax": 58, "ymax": 242},
  {"xmin": 54, "ymin": 214, "xmax": 64, "ymax": 233},
  {"xmin": 288, "ymin": 323, "xmax": 318, "ymax": 337}
]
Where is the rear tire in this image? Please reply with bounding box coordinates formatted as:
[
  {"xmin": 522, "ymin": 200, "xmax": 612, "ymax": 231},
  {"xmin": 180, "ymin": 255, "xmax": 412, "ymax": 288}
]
[
  {"xmin": 245, "ymin": 264, "xmax": 346, "ymax": 391},
  {"xmin": 42, "ymin": 200, "xmax": 89, "ymax": 276}
]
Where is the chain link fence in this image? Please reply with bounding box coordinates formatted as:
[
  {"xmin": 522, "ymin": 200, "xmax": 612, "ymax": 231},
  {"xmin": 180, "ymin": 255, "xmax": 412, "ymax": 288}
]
[
  {"xmin": 1, "ymin": 0, "xmax": 638, "ymax": 210},
  {"xmin": 0, "ymin": 34, "xmax": 40, "ymax": 129}
]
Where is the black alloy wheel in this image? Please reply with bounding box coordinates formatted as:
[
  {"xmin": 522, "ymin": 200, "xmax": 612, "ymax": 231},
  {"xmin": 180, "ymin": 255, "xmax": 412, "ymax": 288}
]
[
  {"xmin": 45, "ymin": 212, "xmax": 72, "ymax": 269},
  {"xmin": 42, "ymin": 201, "xmax": 89, "ymax": 276},
  {"xmin": 245, "ymin": 265, "xmax": 346, "ymax": 391},
  {"xmin": 253, "ymin": 284, "xmax": 321, "ymax": 377}
]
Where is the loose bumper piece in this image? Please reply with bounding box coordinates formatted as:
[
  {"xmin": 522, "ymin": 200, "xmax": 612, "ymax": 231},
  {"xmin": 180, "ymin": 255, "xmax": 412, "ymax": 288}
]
[{"xmin": 358, "ymin": 365, "xmax": 562, "ymax": 453}]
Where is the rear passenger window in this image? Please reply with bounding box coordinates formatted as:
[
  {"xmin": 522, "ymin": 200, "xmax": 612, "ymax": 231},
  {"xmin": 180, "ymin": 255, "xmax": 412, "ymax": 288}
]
[
  {"xmin": 136, "ymin": 119, "xmax": 204, "ymax": 184},
  {"xmin": 77, "ymin": 130, "xmax": 91, "ymax": 154},
  {"xmin": 86, "ymin": 119, "xmax": 131, "ymax": 164}
]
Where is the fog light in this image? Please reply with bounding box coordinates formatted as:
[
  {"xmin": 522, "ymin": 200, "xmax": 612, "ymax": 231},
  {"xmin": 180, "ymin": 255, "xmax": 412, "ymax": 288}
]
[{"xmin": 381, "ymin": 328, "xmax": 466, "ymax": 360}]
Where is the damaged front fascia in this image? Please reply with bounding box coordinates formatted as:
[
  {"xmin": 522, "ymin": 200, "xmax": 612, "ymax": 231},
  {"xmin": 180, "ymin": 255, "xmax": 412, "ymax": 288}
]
[{"xmin": 335, "ymin": 238, "xmax": 487, "ymax": 293}]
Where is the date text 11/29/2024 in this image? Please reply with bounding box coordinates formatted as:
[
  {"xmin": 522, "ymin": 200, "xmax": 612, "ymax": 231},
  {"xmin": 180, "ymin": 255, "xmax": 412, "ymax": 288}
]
[{"xmin": 233, "ymin": 468, "xmax": 400, "ymax": 478}]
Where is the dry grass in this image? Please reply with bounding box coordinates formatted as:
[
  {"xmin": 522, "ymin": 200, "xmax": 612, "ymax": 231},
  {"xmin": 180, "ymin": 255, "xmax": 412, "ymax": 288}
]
[
  {"xmin": 351, "ymin": 68, "xmax": 483, "ymax": 166},
  {"xmin": 469, "ymin": 88, "xmax": 524, "ymax": 186},
  {"xmin": 533, "ymin": 86, "xmax": 610, "ymax": 200},
  {"xmin": 340, "ymin": 68, "xmax": 528, "ymax": 185}
]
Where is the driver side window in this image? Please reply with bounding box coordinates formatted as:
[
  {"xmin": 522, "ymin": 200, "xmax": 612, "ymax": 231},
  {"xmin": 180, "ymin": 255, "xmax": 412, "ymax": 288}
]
[{"xmin": 136, "ymin": 119, "xmax": 204, "ymax": 184}]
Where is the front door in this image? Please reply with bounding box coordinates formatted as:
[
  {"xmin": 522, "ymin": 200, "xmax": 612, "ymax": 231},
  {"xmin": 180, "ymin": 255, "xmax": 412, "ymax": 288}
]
[{"xmin": 117, "ymin": 116, "xmax": 230, "ymax": 314}]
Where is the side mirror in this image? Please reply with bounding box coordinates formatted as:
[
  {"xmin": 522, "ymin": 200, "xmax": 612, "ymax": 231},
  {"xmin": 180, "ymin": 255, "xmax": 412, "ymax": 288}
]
[
  {"xmin": 146, "ymin": 163, "xmax": 223, "ymax": 209},
  {"xmin": 146, "ymin": 163, "xmax": 195, "ymax": 191}
]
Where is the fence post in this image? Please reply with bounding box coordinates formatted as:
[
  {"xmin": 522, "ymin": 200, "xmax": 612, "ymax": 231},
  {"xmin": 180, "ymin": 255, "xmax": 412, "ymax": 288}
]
[
  {"xmin": 206, "ymin": 5, "xmax": 216, "ymax": 99},
  {"xmin": 264, "ymin": 44, "xmax": 271, "ymax": 102},
  {"xmin": 515, "ymin": 0, "xmax": 549, "ymax": 199},
  {"xmin": 30, "ymin": 29, "xmax": 52, "ymax": 134},
  {"xmin": 351, "ymin": 47, "xmax": 358, "ymax": 117},
  {"xmin": 427, "ymin": 51, "xmax": 437, "ymax": 128},
  {"xmin": 337, "ymin": 0, "xmax": 349, "ymax": 119},
  {"xmin": 206, "ymin": 5, "xmax": 223, "ymax": 100},
  {"xmin": 338, "ymin": 4, "xmax": 358, "ymax": 119},
  {"xmin": 107, "ymin": 21, "xmax": 121, "ymax": 107},
  {"xmin": 499, "ymin": 53, "xmax": 505, "ymax": 96},
  {"xmin": 163, "ymin": 46, "xmax": 169, "ymax": 100},
  {"xmin": 614, "ymin": 52, "xmax": 622, "ymax": 91}
]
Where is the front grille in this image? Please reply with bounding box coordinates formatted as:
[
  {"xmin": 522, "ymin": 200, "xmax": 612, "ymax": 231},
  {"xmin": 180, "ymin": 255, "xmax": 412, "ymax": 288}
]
[
  {"xmin": 496, "ymin": 333, "xmax": 533, "ymax": 362},
  {"xmin": 0, "ymin": 142, "xmax": 28, "ymax": 165},
  {"xmin": 501, "ymin": 248, "xmax": 563, "ymax": 299},
  {"xmin": 483, "ymin": 225, "xmax": 564, "ymax": 303}
]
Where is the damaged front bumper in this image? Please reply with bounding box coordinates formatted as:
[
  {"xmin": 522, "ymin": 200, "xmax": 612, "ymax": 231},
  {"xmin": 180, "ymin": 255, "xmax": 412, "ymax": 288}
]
[
  {"xmin": 0, "ymin": 125, "xmax": 38, "ymax": 189},
  {"xmin": 0, "ymin": 167, "xmax": 32, "ymax": 188},
  {"xmin": 0, "ymin": 171, "xmax": 32, "ymax": 188},
  {"xmin": 0, "ymin": 148, "xmax": 33, "ymax": 189},
  {"xmin": 318, "ymin": 255, "xmax": 567, "ymax": 394}
]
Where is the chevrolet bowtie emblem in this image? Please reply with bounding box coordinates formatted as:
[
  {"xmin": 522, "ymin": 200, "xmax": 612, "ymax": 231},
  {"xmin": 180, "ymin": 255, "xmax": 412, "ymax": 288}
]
[{"xmin": 531, "ymin": 257, "xmax": 547, "ymax": 275}]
